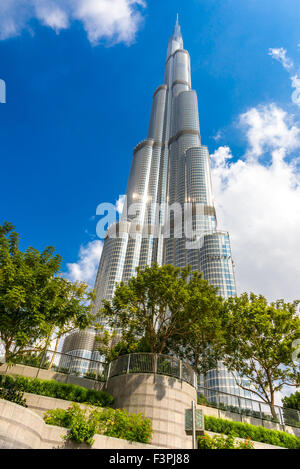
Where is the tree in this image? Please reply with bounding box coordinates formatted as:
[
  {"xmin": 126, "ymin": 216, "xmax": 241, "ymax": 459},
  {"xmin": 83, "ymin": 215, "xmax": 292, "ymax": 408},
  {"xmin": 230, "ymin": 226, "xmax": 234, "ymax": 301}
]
[
  {"xmin": 170, "ymin": 271, "xmax": 225, "ymax": 374},
  {"xmin": 220, "ymin": 293, "xmax": 300, "ymax": 420},
  {"xmin": 0, "ymin": 222, "xmax": 95, "ymax": 362},
  {"xmin": 282, "ymin": 391, "xmax": 300, "ymax": 411},
  {"xmin": 282, "ymin": 391, "xmax": 300, "ymax": 428},
  {"xmin": 45, "ymin": 277, "xmax": 95, "ymax": 369},
  {"xmin": 100, "ymin": 264, "xmax": 190, "ymax": 356},
  {"xmin": 99, "ymin": 263, "xmax": 224, "ymax": 374},
  {"xmin": 95, "ymin": 326, "xmax": 150, "ymax": 363}
]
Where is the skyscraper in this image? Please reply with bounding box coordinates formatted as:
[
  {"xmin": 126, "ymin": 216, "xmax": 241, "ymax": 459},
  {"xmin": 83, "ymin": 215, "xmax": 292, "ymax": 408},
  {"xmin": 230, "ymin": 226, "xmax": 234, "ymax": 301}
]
[{"xmin": 62, "ymin": 18, "xmax": 246, "ymax": 399}]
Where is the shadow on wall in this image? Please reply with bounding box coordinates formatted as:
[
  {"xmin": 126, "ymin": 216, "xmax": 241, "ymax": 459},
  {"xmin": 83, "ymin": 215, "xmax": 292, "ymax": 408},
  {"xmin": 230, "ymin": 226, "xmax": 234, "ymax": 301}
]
[
  {"xmin": 106, "ymin": 372, "xmax": 190, "ymax": 406},
  {"xmin": 153, "ymin": 374, "xmax": 178, "ymax": 401}
]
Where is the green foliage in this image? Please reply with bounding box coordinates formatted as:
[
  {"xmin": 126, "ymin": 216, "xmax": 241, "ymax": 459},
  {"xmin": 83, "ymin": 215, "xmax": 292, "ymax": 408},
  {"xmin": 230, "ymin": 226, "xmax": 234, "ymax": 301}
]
[
  {"xmin": 282, "ymin": 393, "xmax": 300, "ymax": 428},
  {"xmin": 44, "ymin": 404, "xmax": 153, "ymax": 446},
  {"xmin": 0, "ymin": 376, "xmax": 27, "ymax": 407},
  {"xmin": 282, "ymin": 408, "xmax": 300, "ymax": 429},
  {"xmin": 198, "ymin": 432, "xmax": 254, "ymax": 449},
  {"xmin": 282, "ymin": 391, "xmax": 300, "ymax": 411},
  {"xmin": 0, "ymin": 222, "xmax": 95, "ymax": 363},
  {"xmin": 44, "ymin": 404, "xmax": 98, "ymax": 445},
  {"xmin": 0, "ymin": 374, "xmax": 114, "ymax": 407},
  {"xmin": 96, "ymin": 408, "xmax": 153, "ymax": 443},
  {"xmin": 11, "ymin": 352, "xmax": 50, "ymax": 369},
  {"xmin": 172, "ymin": 270, "xmax": 225, "ymax": 374},
  {"xmin": 83, "ymin": 371, "xmax": 105, "ymax": 382},
  {"xmin": 197, "ymin": 393, "xmax": 210, "ymax": 406},
  {"xmin": 221, "ymin": 293, "xmax": 300, "ymax": 418},
  {"xmin": 99, "ymin": 264, "xmax": 224, "ymax": 373},
  {"xmin": 96, "ymin": 330, "xmax": 152, "ymax": 364},
  {"xmin": 204, "ymin": 415, "xmax": 300, "ymax": 449}
]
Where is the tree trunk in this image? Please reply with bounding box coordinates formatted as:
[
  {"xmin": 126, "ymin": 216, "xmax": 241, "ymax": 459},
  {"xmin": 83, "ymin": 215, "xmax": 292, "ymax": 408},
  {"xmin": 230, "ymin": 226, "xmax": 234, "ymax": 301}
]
[
  {"xmin": 270, "ymin": 405, "xmax": 278, "ymax": 421},
  {"xmin": 268, "ymin": 394, "xmax": 278, "ymax": 422},
  {"xmin": 5, "ymin": 342, "xmax": 11, "ymax": 363},
  {"xmin": 266, "ymin": 372, "xmax": 278, "ymax": 422},
  {"xmin": 47, "ymin": 336, "xmax": 60, "ymax": 370}
]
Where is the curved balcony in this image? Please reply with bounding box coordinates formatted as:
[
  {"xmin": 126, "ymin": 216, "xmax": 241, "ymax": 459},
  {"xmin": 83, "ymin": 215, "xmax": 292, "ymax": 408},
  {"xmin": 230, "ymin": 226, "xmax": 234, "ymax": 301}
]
[{"xmin": 106, "ymin": 353, "xmax": 197, "ymax": 389}]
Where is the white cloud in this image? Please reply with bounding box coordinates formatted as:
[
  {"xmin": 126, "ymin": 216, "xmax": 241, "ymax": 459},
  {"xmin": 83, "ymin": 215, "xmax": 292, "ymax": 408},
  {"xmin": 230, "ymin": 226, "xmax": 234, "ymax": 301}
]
[
  {"xmin": 268, "ymin": 47, "xmax": 294, "ymax": 71},
  {"xmin": 35, "ymin": 1, "xmax": 69, "ymax": 31},
  {"xmin": 211, "ymin": 145, "xmax": 233, "ymax": 168},
  {"xmin": 65, "ymin": 194, "xmax": 125, "ymax": 286},
  {"xmin": 213, "ymin": 130, "xmax": 223, "ymax": 142},
  {"xmin": 211, "ymin": 105, "xmax": 300, "ymax": 302},
  {"xmin": 239, "ymin": 104, "xmax": 300, "ymax": 159},
  {"xmin": 65, "ymin": 239, "xmax": 103, "ymax": 286},
  {"xmin": 267, "ymin": 47, "xmax": 300, "ymax": 110},
  {"xmin": 0, "ymin": 0, "xmax": 146, "ymax": 45},
  {"xmin": 291, "ymin": 75, "xmax": 300, "ymax": 108},
  {"xmin": 116, "ymin": 194, "xmax": 126, "ymax": 215}
]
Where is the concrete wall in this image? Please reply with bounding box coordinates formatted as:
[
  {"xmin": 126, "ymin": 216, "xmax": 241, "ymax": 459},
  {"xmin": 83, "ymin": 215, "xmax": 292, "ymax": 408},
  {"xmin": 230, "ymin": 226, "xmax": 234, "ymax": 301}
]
[
  {"xmin": 0, "ymin": 398, "xmax": 290, "ymax": 449},
  {"xmin": 106, "ymin": 373, "xmax": 198, "ymax": 449},
  {"xmin": 2, "ymin": 364, "xmax": 299, "ymax": 443},
  {"xmin": 0, "ymin": 399, "xmax": 161, "ymax": 450},
  {"xmin": 24, "ymin": 393, "xmax": 92, "ymax": 417}
]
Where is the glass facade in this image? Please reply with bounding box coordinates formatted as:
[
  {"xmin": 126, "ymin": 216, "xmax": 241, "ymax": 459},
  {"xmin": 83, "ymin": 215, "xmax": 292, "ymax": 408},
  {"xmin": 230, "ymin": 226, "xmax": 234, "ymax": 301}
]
[{"xmin": 61, "ymin": 18, "xmax": 249, "ymax": 399}]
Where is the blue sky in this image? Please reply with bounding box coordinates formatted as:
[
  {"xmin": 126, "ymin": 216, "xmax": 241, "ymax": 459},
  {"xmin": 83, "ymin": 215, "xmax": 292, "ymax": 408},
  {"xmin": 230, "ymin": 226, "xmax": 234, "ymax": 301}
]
[{"xmin": 1, "ymin": 0, "xmax": 300, "ymax": 302}]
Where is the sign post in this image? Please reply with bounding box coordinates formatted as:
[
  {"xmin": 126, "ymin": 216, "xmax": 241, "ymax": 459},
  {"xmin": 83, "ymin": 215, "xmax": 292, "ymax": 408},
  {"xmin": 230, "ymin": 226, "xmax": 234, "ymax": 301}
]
[
  {"xmin": 185, "ymin": 403, "xmax": 204, "ymax": 449},
  {"xmin": 192, "ymin": 400, "xmax": 196, "ymax": 449}
]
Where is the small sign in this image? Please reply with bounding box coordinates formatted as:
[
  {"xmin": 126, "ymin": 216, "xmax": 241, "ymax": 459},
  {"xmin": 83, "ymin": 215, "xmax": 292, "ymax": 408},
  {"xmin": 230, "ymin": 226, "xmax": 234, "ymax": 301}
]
[{"xmin": 185, "ymin": 408, "xmax": 204, "ymax": 433}]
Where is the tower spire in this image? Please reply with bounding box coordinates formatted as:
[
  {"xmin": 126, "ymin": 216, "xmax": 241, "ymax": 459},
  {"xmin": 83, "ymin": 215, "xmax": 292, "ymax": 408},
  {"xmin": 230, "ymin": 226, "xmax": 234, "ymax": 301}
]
[
  {"xmin": 173, "ymin": 13, "xmax": 182, "ymax": 39},
  {"xmin": 167, "ymin": 14, "xmax": 183, "ymax": 58}
]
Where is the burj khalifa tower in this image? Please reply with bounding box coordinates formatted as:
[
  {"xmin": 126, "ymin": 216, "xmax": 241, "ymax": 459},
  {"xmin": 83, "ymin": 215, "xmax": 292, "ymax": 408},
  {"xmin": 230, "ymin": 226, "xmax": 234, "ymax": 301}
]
[{"xmin": 62, "ymin": 18, "xmax": 244, "ymax": 398}]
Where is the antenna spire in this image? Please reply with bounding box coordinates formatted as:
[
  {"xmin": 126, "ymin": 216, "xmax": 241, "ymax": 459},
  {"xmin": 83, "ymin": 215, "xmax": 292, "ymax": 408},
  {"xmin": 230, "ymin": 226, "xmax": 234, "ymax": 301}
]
[{"xmin": 173, "ymin": 13, "xmax": 182, "ymax": 39}]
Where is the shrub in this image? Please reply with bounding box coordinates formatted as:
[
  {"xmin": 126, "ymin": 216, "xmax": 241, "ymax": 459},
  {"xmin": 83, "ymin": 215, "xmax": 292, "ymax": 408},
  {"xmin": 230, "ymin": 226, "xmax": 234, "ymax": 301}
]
[
  {"xmin": 0, "ymin": 374, "xmax": 114, "ymax": 408},
  {"xmin": 204, "ymin": 416, "xmax": 300, "ymax": 449},
  {"xmin": 11, "ymin": 353, "xmax": 51, "ymax": 369},
  {"xmin": 0, "ymin": 376, "xmax": 27, "ymax": 407},
  {"xmin": 197, "ymin": 393, "xmax": 210, "ymax": 406},
  {"xmin": 84, "ymin": 372, "xmax": 105, "ymax": 382},
  {"xmin": 282, "ymin": 392, "xmax": 300, "ymax": 411},
  {"xmin": 198, "ymin": 433, "xmax": 254, "ymax": 449},
  {"xmin": 45, "ymin": 404, "xmax": 98, "ymax": 445},
  {"xmin": 282, "ymin": 408, "xmax": 300, "ymax": 429},
  {"xmin": 44, "ymin": 404, "xmax": 153, "ymax": 446},
  {"xmin": 282, "ymin": 393, "xmax": 300, "ymax": 428},
  {"xmin": 96, "ymin": 408, "xmax": 153, "ymax": 444}
]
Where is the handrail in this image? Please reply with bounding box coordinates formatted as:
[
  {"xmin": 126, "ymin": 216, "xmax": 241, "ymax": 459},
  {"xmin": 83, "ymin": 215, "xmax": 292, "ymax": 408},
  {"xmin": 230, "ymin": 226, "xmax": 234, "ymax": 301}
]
[
  {"xmin": 106, "ymin": 353, "xmax": 198, "ymax": 389},
  {"xmin": 1, "ymin": 349, "xmax": 299, "ymax": 432}
]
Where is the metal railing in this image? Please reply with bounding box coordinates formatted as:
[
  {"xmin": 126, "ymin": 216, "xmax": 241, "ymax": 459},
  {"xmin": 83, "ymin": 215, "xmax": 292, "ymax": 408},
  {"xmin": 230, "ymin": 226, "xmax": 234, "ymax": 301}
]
[
  {"xmin": 106, "ymin": 353, "xmax": 198, "ymax": 389},
  {"xmin": 0, "ymin": 349, "xmax": 107, "ymax": 383},
  {"xmin": 0, "ymin": 351, "xmax": 197, "ymax": 388},
  {"xmin": 198, "ymin": 385, "xmax": 300, "ymax": 431},
  {"xmin": 1, "ymin": 349, "xmax": 299, "ymax": 432}
]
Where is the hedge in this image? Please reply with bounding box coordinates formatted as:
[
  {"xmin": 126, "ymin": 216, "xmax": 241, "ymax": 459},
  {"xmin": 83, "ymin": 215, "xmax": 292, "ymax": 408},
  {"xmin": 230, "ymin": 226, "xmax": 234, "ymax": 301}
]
[
  {"xmin": 44, "ymin": 404, "xmax": 153, "ymax": 445},
  {"xmin": 0, "ymin": 374, "xmax": 114, "ymax": 408},
  {"xmin": 204, "ymin": 415, "xmax": 300, "ymax": 449}
]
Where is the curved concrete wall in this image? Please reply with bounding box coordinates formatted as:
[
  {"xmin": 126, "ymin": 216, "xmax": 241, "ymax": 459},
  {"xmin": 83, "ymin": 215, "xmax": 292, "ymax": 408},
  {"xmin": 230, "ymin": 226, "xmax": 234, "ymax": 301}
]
[
  {"xmin": 0, "ymin": 399, "xmax": 161, "ymax": 450},
  {"xmin": 106, "ymin": 373, "xmax": 197, "ymax": 449},
  {"xmin": 0, "ymin": 398, "xmax": 290, "ymax": 449}
]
